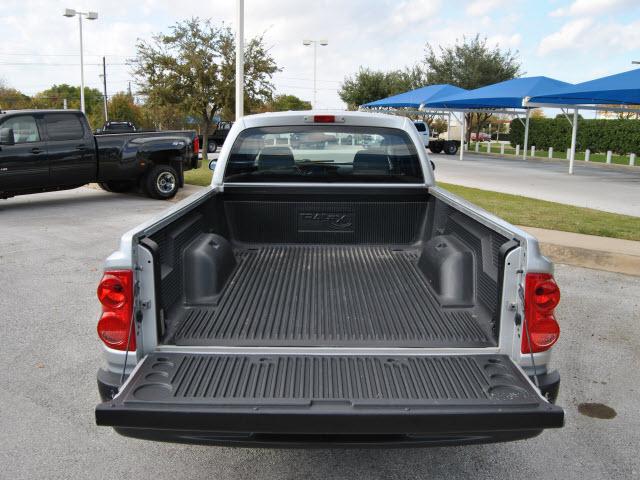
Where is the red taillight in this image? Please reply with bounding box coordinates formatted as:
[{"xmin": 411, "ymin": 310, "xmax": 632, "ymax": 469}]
[
  {"xmin": 522, "ymin": 273, "xmax": 560, "ymax": 353},
  {"xmin": 313, "ymin": 115, "xmax": 335, "ymax": 123},
  {"xmin": 193, "ymin": 136, "xmax": 200, "ymax": 155},
  {"xmin": 97, "ymin": 270, "xmax": 135, "ymax": 351},
  {"xmin": 97, "ymin": 274, "xmax": 127, "ymax": 308}
]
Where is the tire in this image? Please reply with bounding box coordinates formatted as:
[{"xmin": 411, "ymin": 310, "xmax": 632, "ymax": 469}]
[
  {"xmin": 207, "ymin": 141, "xmax": 218, "ymax": 153},
  {"xmin": 98, "ymin": 181, "xmax": 134, "ymax": 193},
  {"xmin": 429, "ymin": 143, "xmax": 443, "ymax": 154},
  {"xmin": 444, "ymin": 141, "xmax": 459, "ymax": 155},
  {"xmin": 144, "ymin": 165, "xmax": 179, "ymax": 200}
]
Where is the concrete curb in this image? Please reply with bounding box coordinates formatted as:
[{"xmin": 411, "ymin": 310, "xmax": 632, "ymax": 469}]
[{"xmin": 519, "ymin": 226, "xmax": 640, "ymax": 277}]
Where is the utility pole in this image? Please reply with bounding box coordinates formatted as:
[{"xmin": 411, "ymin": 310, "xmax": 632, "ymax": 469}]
[
  {"xmin": 127, "ymin": 81, "xmax": 132, "ymax": 98},
  {"xmin": 101, "ymin": 56, "xmax": 108, "ymax": 122},
  {"xmin": 235, "ymin": 0, "xmax": 244, "ymax": 120}
]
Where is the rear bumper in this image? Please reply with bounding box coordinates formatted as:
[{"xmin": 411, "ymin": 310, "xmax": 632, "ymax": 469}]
[{"xmin": 112, "ymin": 428, "xmax": 545, "ymax": 448}]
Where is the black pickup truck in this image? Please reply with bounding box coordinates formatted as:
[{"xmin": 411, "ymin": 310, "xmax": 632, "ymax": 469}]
[
  {"xmin": 95, "ymin": 121, "xmax": 138, "ymax": 134},
  {"xmin": 0, "ymin": 110, "xmax": 200, "ymax": 200},
  {"xmin": 198, "ymin": 121, "xmax": 233, "ymax": 153}
]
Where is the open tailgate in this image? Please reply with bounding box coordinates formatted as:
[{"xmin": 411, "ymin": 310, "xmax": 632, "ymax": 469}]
[{"xmin": 96, "ymin": 353, "xmax": 563, "ymax": 444}]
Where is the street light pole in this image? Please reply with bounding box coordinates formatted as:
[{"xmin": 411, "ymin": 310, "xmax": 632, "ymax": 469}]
[
  {"xmin": 235, "ymin": 0, "xmax": 244, "ymax": 120},
  {"xmin": 313, "ymin": 41, "xmax": 317, "ymax": 108},
  {"xmin": 303, "ymin": 39, "xmax": 328, "ymax": 109},
  {"xmin": 63, "ymin": 8, "xmax": 98, "ymax": 113},
  {"xmin": 78, "ymin": 13, "xmax": 85, "ymax": 113}
]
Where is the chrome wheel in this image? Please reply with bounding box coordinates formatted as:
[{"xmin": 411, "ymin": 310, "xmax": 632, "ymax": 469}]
[{"xmin": 156, "ymin": 171, "xmax": 176, "ymax": 194}]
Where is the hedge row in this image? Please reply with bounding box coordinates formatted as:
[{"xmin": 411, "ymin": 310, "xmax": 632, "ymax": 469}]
[{"xmin": 509, "ymin": 118, "xmax": 640, "ymax": 154}]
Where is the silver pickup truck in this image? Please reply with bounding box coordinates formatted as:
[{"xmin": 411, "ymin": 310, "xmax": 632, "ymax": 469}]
[{"xmin": 94, "ymin": 110, "xmax": 563, "ymax": 447}]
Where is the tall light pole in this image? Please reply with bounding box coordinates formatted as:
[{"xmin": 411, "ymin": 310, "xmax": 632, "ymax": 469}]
[
  {"xmin": 99, "ymin": 56, "xmax": 108, "ymax": 122},
  {"xmin": 303, "ymin": 39, "xmax": 328, "ymax": 109},
  {"xmin": 235, "ymin": 0, "xmax": 244, "ymax": 121},
  {"xmin": 63, "ymin": 8, "xmax": 98, "ymax": 113}
]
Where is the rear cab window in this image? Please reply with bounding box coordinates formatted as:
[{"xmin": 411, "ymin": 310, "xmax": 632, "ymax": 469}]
[
  {"xmin": 224, "ymin": 126, "xmax": 424, "ymax": 183},
  {"xmin": 44, "ymin": 114, "xmax": 85, "ymax": 140}
]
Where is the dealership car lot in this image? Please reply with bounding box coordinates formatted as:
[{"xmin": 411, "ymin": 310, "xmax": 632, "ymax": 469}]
[{"xmin": 0, "ymin": 187, "xmax": 638, "ymax": 479}]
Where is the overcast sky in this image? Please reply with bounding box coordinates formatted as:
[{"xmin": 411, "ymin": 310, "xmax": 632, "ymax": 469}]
[{"xmin": 1, "ymin": 0, "xmax": 639, "ymax": 109}]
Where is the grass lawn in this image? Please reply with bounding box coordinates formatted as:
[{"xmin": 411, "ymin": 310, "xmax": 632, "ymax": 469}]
[
  {"xmin": 440, "ymin": 182, "xmax": 640, "ymax": 241},
  {"xmin": 184, "ymin": 161, "xmax": 213, "ymax": 186},
  {"xmin": 183, "ymin": 163, "xmax": 640, "ymax": 241}
]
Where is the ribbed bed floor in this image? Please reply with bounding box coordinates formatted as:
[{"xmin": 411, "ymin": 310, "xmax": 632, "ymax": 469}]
[{"xmin": 170, "ymin": 245, "xmax": 494, "ymax": 347}]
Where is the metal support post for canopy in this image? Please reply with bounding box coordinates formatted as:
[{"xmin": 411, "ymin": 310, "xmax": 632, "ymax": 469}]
[
  {"xmin": 522, "ymin": 108, "xmax": 530, "ymax": 160},
  {"xmin": 568, "ymin": 108, "xmax": 578, "ymax": 175},
  {"xmin": 459, "ymin": 113, "xmax": 465, "ymax": 161},
  {"xmin": 447, "ymin": 112, "xmax": 451, "ymax": 140}
]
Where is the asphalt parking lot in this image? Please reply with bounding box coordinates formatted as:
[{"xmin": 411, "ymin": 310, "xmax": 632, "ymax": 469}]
[{"xmin": 1, "ymin": 187, "xmax": 639, "ymax": 479}]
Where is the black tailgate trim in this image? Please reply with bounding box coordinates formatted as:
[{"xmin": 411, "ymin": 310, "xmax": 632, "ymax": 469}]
[{"xmin": 96, "ymin": 353, "xmax": 563, "ymax": 434}]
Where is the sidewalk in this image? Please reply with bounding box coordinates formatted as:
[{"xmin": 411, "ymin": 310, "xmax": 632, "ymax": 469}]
[{"xmin": 520, "ymin": 226, "xmax": 640, "ymax": 276}]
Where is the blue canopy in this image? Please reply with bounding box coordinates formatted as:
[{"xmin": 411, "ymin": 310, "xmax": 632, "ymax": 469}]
[
  {"xmin": 529, "ymin": 68, "xmax": 640, "ymax": 105},
  {"xmin": 361, "ymin": 84, "xmax": 467, "ymax": 109},
  {"xmin": 424, "ymin": 76, "xmax": 572, "ymax": 109}
]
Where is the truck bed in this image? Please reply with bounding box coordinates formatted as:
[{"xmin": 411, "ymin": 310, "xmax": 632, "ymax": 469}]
[{"xmin": 166, "ymin": 244, "xmax": 494, "ymax": 347}]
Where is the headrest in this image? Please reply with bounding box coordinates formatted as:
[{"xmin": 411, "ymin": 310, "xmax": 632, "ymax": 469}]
[
  {"xmin": 257, "ymin": 146, "xmax": 296, "ymax": 171},
  {"xmin": 352, "ymin": 149, "xmax": 391, "ymax": 175}
]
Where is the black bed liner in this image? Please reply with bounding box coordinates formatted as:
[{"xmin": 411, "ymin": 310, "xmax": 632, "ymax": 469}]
[
  {"xmin": 96, "ymin": 353, "xmax": 564, "ymax": 438},
  {"xmin": 169, "ymin": 245, "xmax": 495, "ymax": 347}
]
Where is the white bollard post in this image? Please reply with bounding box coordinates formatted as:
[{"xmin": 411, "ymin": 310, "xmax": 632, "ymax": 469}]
[
  {"xmin": 515, "ymin": 145, "xmax": 520, "ymax": 157},
  {"xmin": 566, "ymin": 148, "xmax": 570, "ymax": 159},
  {"xmin": 531, "ymin": 146, "xmax": 535, "ymax": 157},
  {"xmin": 487, "ymin": 141, "xmax": 491, "ymax": 153},
  {"xmin": 630, "ymin": 153, "xmax": 636, "ymax": 166},
  {"xmin": 607, "ymin": 151, "xmax": 612, "ymax": 164},
  {"xmin": 475, "ymin": 142, "xmax": 479, "ymax": 153},
  {"xmin": 548, "ymin": 147, "xmax": 553, "ymax": 158},
  {"xmin": 585, "ymin": 149, "xmax": 590, "ymax": 162},
  {"xmin": 500, "ymin": 143, "xmax": 505, "ymax": 155}
]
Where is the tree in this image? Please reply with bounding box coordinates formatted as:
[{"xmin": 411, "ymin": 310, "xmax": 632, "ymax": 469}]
[
  {"xmin": 338, "ymin": 66, "xmax": 427, "ymax": 110},
  {"xmin": 259, "ymin": 94, "xmax": 311, "ymax": 112},
  {"xmin": 132, "ymin": 17, "xmax": 279, "ymax": 159},
  {"xmin": 530, "ymin": 108, "xmax": 545, "ymax": 119},
  {"xmin": 107, "ymin": 92, "xmax": 144, "ymax": 127},
  {"xmin": 430, "ymin": 117, "xmax": 449, "ymax": 136},
  {"xmin": 596, "ymin": 105, "xmax": 640, "ymax": 120},
  {"xmin": 0, "ymin": 80, "xmax": 32, "ymax": 109},
  {"xmin": 31, "ymin": 84, "xmax": 104, "ymax": 128},
  {"xmin": 140, "ymin": 101, "xmax": 188, "ymax": 131},
  {"xmin": 423, "ymin": 35, "xmax": 521, "ymax": 141}
]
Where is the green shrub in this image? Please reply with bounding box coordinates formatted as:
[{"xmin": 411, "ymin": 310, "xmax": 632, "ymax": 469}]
[{"xmin": 509, "ymin": 118, "xmax": 640, "ymax": 154}]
